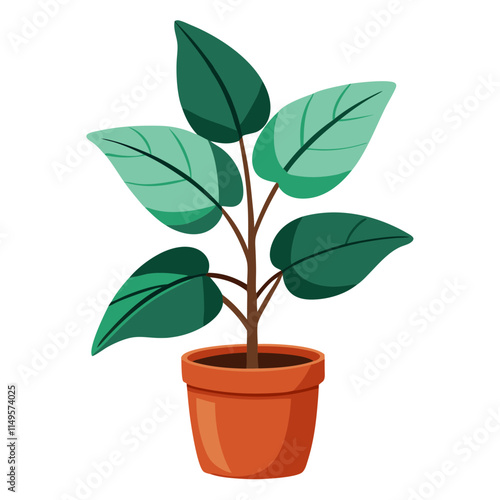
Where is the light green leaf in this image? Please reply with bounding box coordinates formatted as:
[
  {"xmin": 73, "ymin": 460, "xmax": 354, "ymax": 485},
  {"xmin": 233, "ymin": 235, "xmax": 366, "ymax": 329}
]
[
  {"xmin": 175, "ymin": 20, "xmax": 270, "ymax": 143},
  {"xmin": 271, "ymin": 213, "xmax": 412, "ymax": 299},
  {"xmin": 87, "ymin": 126, "xmax": 243, "ymax": 234},
  {"xmin": 92, "ymin": 247, "xmax": 222, "ymax": 355},
  {"xmin": 253, "ymin": 82, "xmax": 395, "ymax": 198}
]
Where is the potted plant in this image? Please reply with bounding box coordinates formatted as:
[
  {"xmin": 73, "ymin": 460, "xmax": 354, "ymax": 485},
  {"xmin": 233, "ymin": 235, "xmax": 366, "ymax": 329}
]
[{"xmin": 88, "ymin": 21, "xmax": 413, "ymax": 479}]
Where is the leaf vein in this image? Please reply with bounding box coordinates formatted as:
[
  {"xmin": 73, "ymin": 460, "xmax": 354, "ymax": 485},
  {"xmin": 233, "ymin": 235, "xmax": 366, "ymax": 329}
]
[
  {"xmin": 283, "ymin": 91, "xmax": 382, "ymax": 173},
  {"xmin": 339, "ymin": 114, "xmax": 373, "ymax": 122},
  {"xmin": 283, "ymin": 235, "xmax": 409, "ymax": 272},
  {"xmin": 101, "ymin": 138, "xmax": 222, "ymax": 210},
  {"xmin": 308, "ymin": 142, "xmax": 367, "ymax": 152},
  {"xmin": 98, "ymin": 274, "xmax": 206, "ymax": 347},
  {"xmin": 130, "ymin": 127, "xmax": 152, "ymax": 154},
  {"xmin": 125, "ymin": 179, "xmax": 185, "ymax": 187},
  {"xmin": 170, "ymin": 129, "xmax": 193, "ymax": 176},
  {"xmin": 332, "ymin": 84, "xmax": 351, "ymax": 119},
  {"xmin": 299, "ymin": 94, "xmax": 315, "ymax": 147},
  {"xmin": 176, "ymin": 25, "xmax": 242, "ymax": 138},
  {"xmin": 345, "ymin": 218, "xmax": 367, "ymax": 244}
]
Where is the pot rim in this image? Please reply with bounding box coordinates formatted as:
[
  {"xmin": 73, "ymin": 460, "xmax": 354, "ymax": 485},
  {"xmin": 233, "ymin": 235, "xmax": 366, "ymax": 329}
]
[
  {"xmin": 182, "ymin": 344, "xmax": 325, "ymax": 395},
  {"xmin": 182, "ymin": 343, "xmax": 324, "ymax": 371}
]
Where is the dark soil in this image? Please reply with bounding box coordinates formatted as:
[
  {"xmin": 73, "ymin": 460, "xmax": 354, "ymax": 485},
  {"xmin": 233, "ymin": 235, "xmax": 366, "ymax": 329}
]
[{"xmin": 195, "ymin": 352, "xmax": 311, "ymax": 369}]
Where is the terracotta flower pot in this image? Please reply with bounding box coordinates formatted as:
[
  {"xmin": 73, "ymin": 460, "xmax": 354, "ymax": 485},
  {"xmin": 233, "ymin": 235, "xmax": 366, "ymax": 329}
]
[{"xmin": 181, "ymin": 344, "xmax": 325, "ymax": 478}]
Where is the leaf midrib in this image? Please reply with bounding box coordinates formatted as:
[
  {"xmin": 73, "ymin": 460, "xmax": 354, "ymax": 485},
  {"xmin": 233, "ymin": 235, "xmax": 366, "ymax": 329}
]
[
  {"xmin": 177, "ymin": 24, "xmax": 242, "ymax": 138},
  {"xmin": 283, "ymin": 91, "xmax": 382, "ymax": 173},
  {"xmin": 102, "ymin": 138, "xmax": 222, "ymax": 210},
  {"xmin": 97, "ymin": 273, "xmax": 206, "ymax": 348},
  {"xmin": 282, "ymin": 235, "xmax": 410, "ymax": 273}
]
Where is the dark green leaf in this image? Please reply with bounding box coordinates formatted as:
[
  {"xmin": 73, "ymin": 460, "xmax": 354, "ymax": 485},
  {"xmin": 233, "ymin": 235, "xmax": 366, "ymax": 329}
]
[
  {"xmin": 253, "ymin": 82, "xmax": 395, "ymax": 198},
  {"xmin": 175, "ymin": 20, "xmax": 270, "ymax": 143},
  {"xmin": 87, "ymin": 126, "xmax": 243, "ymax": 234},
  {"xmin": 92, "ymin": 247, "xmax": 222, "ymax": 355},
  {"xmin": 271, "ymin": 213, "xmax": 412, "ymax": 299}
]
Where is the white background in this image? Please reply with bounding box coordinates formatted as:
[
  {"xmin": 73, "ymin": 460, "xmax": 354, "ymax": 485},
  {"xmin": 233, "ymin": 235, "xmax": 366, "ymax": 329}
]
[{"xmin": 2, "ymin": 0, "xmax": 500, "ymax": 499}]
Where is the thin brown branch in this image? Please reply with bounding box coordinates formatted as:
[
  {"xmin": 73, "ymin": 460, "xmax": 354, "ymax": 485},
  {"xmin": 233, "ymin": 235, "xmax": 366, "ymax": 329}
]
[
  {"xmin": 257, "ymin": 274, "xmax": 282, "ymax": 320},
  {"xmin": 222, "ymin": 296, "xmax": 248, "ymax": 328},
  {"xmin": 239, "ymin": 138, "xmax": 255, "ymax": 230},
  {"xmin": 255, "ymin": 183, "xmax": 279, "ymax": 234},
  {"xmin": 207, "ymin": 273, "xmax": 247, "ymax": 291},
  {"xmin": 221, "ymin": 208, "xmax": 248, "ymax": 258},
  {"xmin": 239, "ymin": 137, "xmax": 259, "ymax": 369},
  {"xmin": 257, "ymin": 271, "xmax": 282, "ymax": 298}
]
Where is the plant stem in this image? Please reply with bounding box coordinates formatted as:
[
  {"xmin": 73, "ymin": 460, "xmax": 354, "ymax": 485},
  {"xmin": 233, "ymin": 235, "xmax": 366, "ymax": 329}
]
[
  {"xmin": 221, "ymin": 208, "xmax": 248, "ymax": 258},
  {"xmin": 257, "ymin": 271, "xmax": 282, "ymax": 298},
  {"xmin": 257, "ymin": 274, "xmax": 282, "ymax": 321},
  {"xmin": 255, "ymin": 183, "xmax": 279, "ymax": 234},
  {"xmin": 239, "ymin": 138, "xmax": 259, "ymax": 369},
  {"xmin": 207, "ymin": 273, "xmax": 247, "ymax": 291},
  {"xmin": 222, "ymin": 296, "xmax": 248, "ymax": 328}
]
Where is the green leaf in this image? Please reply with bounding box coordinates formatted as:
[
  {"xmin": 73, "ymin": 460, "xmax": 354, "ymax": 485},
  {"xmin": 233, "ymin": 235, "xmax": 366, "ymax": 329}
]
[
  {"xmin": 253, "ymin": 82, "xmax": 396, "ymax": 198},
  {"xmin": 87, "ymin": 126, "xmax": 243, "ymax": 234},
  {"xmin": 271, "ymin": 213, "xmax": 412, "ymax": 299},
  {"xmin": 175, "ymin": 20, "xmax": 270, "ymax": 143},
  {"xmin": 92, "ymin": 247, "xmax": 222, "ymax": 355}
]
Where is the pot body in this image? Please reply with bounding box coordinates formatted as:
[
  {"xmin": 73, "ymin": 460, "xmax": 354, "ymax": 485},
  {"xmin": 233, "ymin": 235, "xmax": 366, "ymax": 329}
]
[{"xmin": 182, "ymin": 344, "xmax": 325, "ymax": 478}]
